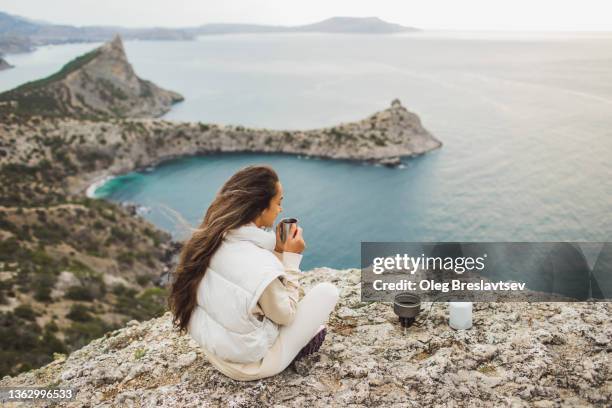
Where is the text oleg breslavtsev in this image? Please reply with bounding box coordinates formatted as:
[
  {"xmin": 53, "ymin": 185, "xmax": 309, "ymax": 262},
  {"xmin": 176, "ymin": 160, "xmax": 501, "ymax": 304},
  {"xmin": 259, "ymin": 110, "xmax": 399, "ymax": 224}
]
[{"xmin": 372, "ymin": 279, "xmax": 526, "ymax": 293}]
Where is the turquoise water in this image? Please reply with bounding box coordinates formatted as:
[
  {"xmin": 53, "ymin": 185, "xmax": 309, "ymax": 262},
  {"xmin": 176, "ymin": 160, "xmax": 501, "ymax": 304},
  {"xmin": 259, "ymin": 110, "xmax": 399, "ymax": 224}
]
[
  {"xmin": 2, "ymin": 32, "xmax": 612, "ymax": 270},
  {"xmin": 93, "ymin": 146, "xmax": 610, "ymax": 271}
]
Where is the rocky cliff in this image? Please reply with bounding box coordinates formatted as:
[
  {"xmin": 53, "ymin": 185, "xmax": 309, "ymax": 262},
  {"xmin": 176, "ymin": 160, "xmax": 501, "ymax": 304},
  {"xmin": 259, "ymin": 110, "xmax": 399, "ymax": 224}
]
[
  {"xmin": 0, "ymin": 35, "xmax": 183, "ymax": 118},
  {"xmin": 1, "ymin": 268, "xmax": 609, "ymax": 407}
]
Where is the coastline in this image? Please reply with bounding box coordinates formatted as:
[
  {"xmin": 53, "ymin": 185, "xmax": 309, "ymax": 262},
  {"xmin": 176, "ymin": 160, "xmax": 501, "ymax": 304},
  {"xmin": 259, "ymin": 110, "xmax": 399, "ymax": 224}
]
[
  {"xmin": 80, "ymin": 149, "xmax": 415, "ymax": 200},
  {"xmin": 84, "ymin": 174, "xmax": 115, "ymax": 198}
]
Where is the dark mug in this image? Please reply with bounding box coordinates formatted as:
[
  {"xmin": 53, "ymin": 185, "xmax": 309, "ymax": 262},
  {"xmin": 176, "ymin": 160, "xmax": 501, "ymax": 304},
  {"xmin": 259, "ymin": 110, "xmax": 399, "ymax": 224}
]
[
  {"xmin": 279, "ymin": 217, "xmax": 299, "ymax": 243},
  {"xmin": 393, "ymin": 292, "xmax": 421, "ymax": 328}
]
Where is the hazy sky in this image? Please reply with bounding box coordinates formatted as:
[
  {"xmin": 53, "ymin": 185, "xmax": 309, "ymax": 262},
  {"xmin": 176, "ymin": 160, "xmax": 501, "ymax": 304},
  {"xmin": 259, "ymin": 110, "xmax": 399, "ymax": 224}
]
[{"xmin": 2, "ymin": 0, "xmax": 611, "ymax": 31}]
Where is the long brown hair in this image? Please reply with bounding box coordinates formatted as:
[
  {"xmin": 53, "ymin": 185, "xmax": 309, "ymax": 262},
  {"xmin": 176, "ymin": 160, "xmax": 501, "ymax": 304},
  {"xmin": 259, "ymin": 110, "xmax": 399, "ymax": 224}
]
[{"xmin": 169, "ymin": 164, "xmax": 279, "ymax": 332}]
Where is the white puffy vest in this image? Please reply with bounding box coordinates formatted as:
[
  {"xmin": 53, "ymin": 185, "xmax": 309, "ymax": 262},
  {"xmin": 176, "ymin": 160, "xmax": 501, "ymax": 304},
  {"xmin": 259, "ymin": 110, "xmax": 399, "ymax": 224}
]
[{"xmin": 187, "ymin": 222, "xmax": 285, "ymax": 364}]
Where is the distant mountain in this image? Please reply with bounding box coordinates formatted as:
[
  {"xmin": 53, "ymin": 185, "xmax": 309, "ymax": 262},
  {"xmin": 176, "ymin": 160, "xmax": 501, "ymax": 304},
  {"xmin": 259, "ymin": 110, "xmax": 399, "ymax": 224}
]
[
  {"xmin": 0, "ymin": 35, "xmax": 34, "ymax": 54},
  {"xmin": 296, "ymin": 16, "xmax": 416, "ymax": 33},
  {"xmin": 0, "ymin": 11, "xmax": 42, "ymax": 36},
  {"xmin": 0, "ymin": 35, "xmax": 183, "ymax": 118},
  {"xmin": 0, "ymin": 12, "xmax": 418, "ymax": 55},
  {"xmin": 0, "ymin": 11, "xmax": 192, "ymax": 54},
  {"xmin": 190, "ymin": 16, "xmax": 417, "ymax": 35}
]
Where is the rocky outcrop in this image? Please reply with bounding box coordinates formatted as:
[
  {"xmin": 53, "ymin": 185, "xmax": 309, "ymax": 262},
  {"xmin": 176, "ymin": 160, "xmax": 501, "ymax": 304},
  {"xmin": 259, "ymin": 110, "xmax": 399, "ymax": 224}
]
[
  {"xmin": 1, "ymin": 268, "xmax": 609, "ymax": 407},
  {"xmin": 0, "ymin": 35, "xmax": 183, "ymax": 118},
  {"xmin": 68, "ymin": 96, "xmax": 438, "ymax": 181},
  {"xmin": 0, "ymin": 57, "xmax": 13, "ymax": 71}
]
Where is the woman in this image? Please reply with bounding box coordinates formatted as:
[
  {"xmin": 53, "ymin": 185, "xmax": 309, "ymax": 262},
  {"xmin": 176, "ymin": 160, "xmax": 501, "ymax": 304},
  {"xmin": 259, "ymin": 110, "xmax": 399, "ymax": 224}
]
[{"xmin": 169, "ymin": 164, "xmax": 339, "ymax": 381}]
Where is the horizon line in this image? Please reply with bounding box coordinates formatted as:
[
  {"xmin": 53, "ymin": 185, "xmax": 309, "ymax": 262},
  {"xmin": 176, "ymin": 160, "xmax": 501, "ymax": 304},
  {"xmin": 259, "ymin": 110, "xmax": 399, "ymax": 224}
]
[{"xmin": 3, "ymin": 11, "xmax": 612, "ymax": 33}]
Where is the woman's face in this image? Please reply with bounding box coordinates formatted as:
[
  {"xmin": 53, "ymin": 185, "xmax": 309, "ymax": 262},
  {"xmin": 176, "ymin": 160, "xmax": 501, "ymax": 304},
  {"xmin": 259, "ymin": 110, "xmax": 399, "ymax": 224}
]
[{"xmin": 255, "ymin": 181, "xmax": 283, "ymax": 228}]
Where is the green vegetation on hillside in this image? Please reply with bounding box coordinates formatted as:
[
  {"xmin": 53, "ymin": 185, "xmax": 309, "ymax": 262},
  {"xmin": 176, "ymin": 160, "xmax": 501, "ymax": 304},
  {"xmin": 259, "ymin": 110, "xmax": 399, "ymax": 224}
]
[
  {"xmin": 0, "ymin": 154, "xmax": 173, "ymax": 377},
  {"xmin": 0, "ymin": 310, "xmax": 67, "ymax": 376},
  {"xmin": 5, "ymin": 49, "xmax": 100, "ymax": 95},
  {"xmin": 0, "ymin": 36, "xmax": 188, "ymax": 378},
  {"xmin": 0, "ymin": 49, "xmax": 101, "ymax": 118},
  {"xmin": 0, "ymin": 210, "xmax": 171, "ymax": 377}
]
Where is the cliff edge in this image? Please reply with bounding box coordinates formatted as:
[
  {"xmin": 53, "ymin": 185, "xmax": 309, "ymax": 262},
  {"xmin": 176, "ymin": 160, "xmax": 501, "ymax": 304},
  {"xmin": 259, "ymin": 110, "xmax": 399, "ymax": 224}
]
[{"xmin": 1, "ymin": 268, "xmax": 610, "ymax": 407}]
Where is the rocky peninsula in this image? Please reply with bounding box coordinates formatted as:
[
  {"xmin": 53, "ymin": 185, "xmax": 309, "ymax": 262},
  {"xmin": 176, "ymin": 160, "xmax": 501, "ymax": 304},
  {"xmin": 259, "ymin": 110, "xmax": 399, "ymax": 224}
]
[
  {"xmin": 3, "ymin": 95, "xmax": 442, "ymax": 197},
  {"xmin": 0, "ymin": 36, "xmax": 442, "ymax": 195},
  {"xmin": 1, "ymin": 268, "xmax": 610, "ymax": 407}
]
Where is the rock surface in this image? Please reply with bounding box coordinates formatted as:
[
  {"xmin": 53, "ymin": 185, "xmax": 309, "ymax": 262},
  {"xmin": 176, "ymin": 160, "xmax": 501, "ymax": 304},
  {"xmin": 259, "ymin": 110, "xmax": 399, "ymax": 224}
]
[
  {"xmin": 0, "ymin": 35, "xmax": 183, "ymax": 118},
  {"xmin": 2, "ymin": 268, "xmax": 610, "ymax": 407}
]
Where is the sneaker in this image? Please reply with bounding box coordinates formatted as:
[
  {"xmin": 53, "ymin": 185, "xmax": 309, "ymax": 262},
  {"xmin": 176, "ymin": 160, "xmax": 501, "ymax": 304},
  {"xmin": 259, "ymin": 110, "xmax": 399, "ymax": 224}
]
[{"xmin": 292, "ymin": 326, "xmax": 327, "ymax": 363}]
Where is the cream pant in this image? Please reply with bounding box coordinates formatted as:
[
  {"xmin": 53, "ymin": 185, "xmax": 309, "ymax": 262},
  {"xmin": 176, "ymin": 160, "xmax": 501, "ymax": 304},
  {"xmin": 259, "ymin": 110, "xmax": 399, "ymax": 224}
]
[{"xmin": 259, "ymin": 282, "xmax": 339, "ymax": 377}]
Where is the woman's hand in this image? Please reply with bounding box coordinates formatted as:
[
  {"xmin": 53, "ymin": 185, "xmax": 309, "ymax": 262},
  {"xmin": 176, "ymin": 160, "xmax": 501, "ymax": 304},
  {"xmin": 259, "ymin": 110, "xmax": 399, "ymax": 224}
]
[{"xmin": 284, "ymin": 223, "xmax": 306, "ymax": 254}]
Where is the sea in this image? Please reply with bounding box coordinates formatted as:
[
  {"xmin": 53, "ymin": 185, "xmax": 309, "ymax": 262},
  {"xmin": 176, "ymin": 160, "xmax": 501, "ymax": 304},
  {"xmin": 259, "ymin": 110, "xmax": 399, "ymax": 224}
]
[{"xmin": 1, "ymin": 31, "xmax": 611, "ymax": 271}]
